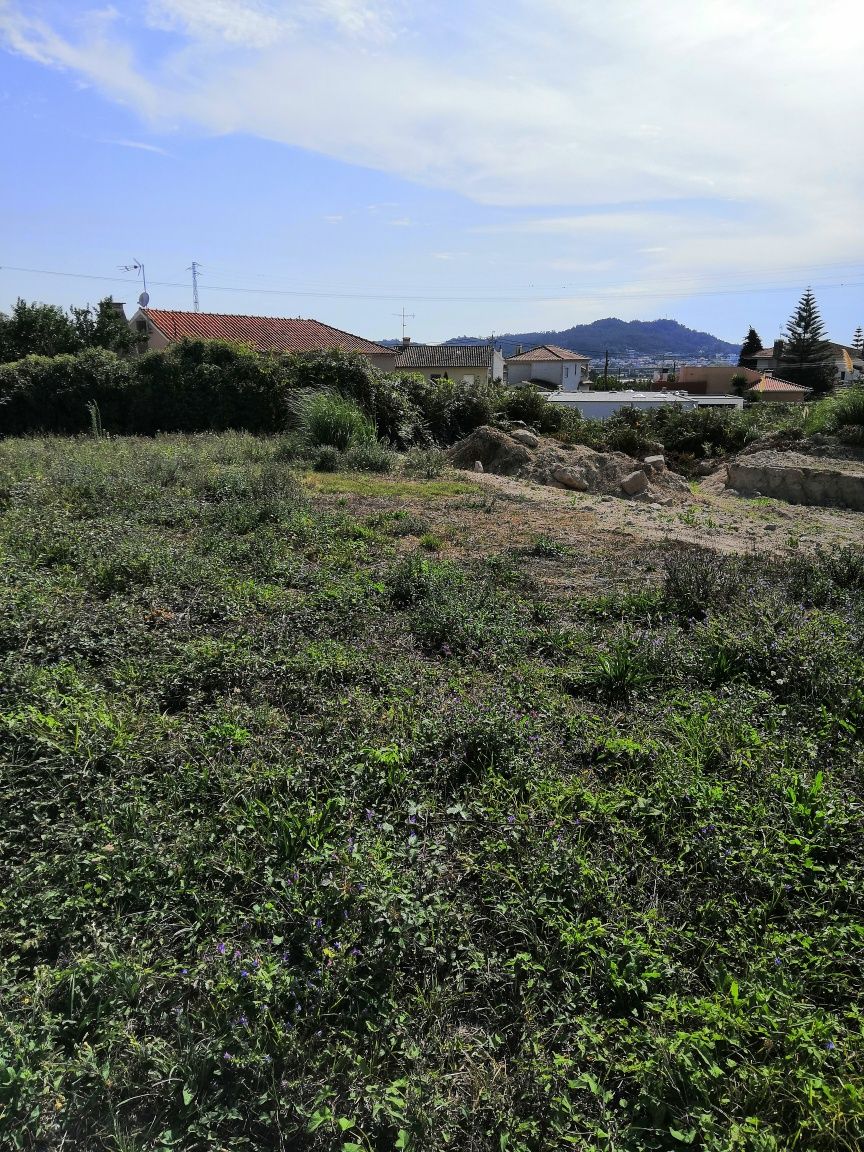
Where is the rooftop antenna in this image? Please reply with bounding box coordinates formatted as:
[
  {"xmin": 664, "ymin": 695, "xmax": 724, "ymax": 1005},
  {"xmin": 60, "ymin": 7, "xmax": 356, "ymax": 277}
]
[
  {"xmin": 188, "ymin": 261, "xmax": 202, "ymax": 313},
  {"xmin": 393, "ymin": 307, "xmax": 415, "ymax": 341},
  {"xmin": 120, "ymin": 259, "xmax": 149, "ymax": 307}
]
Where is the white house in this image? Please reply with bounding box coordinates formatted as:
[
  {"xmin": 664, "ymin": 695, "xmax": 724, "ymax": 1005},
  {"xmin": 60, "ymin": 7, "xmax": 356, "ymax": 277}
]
[{"xmin": 505, "ymin": 344, "xmax": 592, "ymax": 391}]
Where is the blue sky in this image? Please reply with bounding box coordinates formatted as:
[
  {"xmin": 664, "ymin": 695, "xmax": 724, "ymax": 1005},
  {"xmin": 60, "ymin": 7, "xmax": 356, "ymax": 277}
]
[{"xmin": 1, "ymin": 0, "xmax": 863, "ymax": 347}]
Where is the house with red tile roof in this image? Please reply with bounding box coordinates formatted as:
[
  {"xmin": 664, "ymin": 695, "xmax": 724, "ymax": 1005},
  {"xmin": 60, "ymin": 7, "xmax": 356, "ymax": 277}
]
[
  {"xmin": 129, "ymin": 308, "xmax": 397, "ymax": 371},
  {"xmin": 747, "ymin": 376, "xmax": 811, "ymax": 403},
  {"xmin": 505, "ymin": 344, "xmax": 592, "ymax": 391}
]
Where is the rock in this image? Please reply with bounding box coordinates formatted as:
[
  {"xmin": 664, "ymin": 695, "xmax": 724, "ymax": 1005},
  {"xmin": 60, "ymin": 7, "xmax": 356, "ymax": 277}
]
[
  {"xmin": 511, "ymin": 429, "xmax": 540, "ymax": 449},
  {"xmin": 643, "ymin": 454, "xmax": 666, "ymax": 474},
  {"xmin": 694, "ymin": 460, "xmax": 716, "ymax": 476},
  {"xmin": 620, "ymin": 469, "xmax": 649, "ymax": 496},
  {"xmin": 551, "ymin": 465, "xmax": 589, "ymax": 491},
  {"xmin": 510, "ymin": 420, "xmax": 529, "ymax": 430},
  {"xmin": 474, "ymin": 460, "xmax": 484, "ymax": 472}
]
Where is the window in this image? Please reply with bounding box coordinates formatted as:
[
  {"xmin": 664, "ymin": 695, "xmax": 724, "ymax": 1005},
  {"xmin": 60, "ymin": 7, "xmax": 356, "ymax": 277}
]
[{"xmin": 565, "ymin": 366, "xmax": 569, "ymax": 377}]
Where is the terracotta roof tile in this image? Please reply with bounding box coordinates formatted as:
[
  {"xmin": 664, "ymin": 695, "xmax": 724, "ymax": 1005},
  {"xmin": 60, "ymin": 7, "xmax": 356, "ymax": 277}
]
[
  {"xmin": 749, "ymin": 377, "xmax": 810, "ymax": 393},
  {"xmin": 141, "ymin": 310, "xmax": 395, "ymax": 357},
  {"xmin": 506, "ymin": 344, "xmax": 591, "ymax": 362},
  {"xmin": 394, "ymin": 344, "xmax": 495, "ymax": 370}
]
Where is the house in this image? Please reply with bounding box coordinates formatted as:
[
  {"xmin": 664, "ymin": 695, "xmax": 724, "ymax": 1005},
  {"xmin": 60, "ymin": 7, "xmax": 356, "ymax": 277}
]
[
  {"xmin": 747, "ymin": 377, "xmax": 811, "ymax": 404},
  {"xmin": 668, "ymin": 365, "xmax": 762, "ymax": 395},
  {"xmin": 127, "ymin": 308, "xmax": 398, "ymax": 371},
  {"xmin": 546, "ymin": 390, "xmax": 743, "ymax": 420},
  {"xmin": 392, "ymin": 341, "xmax": 504, "ymax": 385},
  {"xmin": 505, "ymin": 345, "xmax": 592, "ymax": 391},
  {"xmin": 752, "ymin": 341, "xmax": 863, "ymax": 385}
]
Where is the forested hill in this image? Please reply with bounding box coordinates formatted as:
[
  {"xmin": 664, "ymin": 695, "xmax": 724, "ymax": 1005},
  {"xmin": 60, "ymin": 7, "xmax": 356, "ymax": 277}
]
[{"xmin": 443, "ymin": 318, "xmax": 739, "ymax": 359}]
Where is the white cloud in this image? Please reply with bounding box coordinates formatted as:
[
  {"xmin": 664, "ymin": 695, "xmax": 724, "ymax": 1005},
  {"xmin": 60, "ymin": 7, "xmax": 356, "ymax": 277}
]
[{"xmin": 2, "ymin": 0, "xmax": 863, "ymax": 284}]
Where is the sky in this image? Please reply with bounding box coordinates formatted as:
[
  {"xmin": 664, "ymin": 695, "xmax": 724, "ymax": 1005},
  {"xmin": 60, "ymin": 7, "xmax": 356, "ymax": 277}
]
[{"xmin": 1, "ymin": 0, "xmax": 863, "ymax": 348}]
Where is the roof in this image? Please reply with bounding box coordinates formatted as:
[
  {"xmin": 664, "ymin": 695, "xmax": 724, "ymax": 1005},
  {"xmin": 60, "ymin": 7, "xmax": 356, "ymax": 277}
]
[
  {"xmin": 139, "ymin": 309, "xmax": 395, "ymax": 357},
  {"xmin": 748, "ymin": 377, "xmax": 810, "ymax": 393},
  {"xmin": 506, "ymin": 344, "xmax": 591, "ymax": 363},
  {"xmin": 394, "ymin": 343, "xmax": 496, "ymax": 370}
]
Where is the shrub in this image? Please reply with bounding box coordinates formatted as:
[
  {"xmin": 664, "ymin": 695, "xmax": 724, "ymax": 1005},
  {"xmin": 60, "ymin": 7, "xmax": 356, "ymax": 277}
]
[
  {"xmin": 0, "ymin": 347, "xmax": 131, "ymax": 435},
  {"xmin": 312, "ymin": 445, "xmax": 343, "ymax": 472},
  {"xmin": 403, "ymin": 446, "xmax": 447, "ymax": 478},
  {"xmin": 498, "ymin": 386, "xmax": 563, "ymax": 432},
  {"xmin": 294, "ymin": 392, "xmax": 376, "ymax": 452},
  {"xmin": 343, "ymin": 439, "xmax": 395, "ymax": 473}
]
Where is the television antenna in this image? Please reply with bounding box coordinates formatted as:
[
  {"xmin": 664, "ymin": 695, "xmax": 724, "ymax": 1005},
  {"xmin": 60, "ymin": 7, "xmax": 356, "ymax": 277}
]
[
  {"xmin": 393, "ymin": 307, "xmax": 415, "ymax": 340},
  {"xmin": 120, "ymin": 258, "xmax": 148, "ymax": 300}
]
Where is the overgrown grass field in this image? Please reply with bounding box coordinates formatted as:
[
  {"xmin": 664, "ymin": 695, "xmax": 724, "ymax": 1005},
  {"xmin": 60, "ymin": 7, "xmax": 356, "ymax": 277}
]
[{"xmin": 1, "ymin": 435, "xmax": 862, "ymax": 1151}]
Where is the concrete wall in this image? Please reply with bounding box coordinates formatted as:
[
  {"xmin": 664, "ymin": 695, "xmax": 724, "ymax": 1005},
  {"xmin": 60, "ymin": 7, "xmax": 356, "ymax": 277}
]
[
  {"xmin": 678, "ymin": 365, "xmax": 761, "ymax": 395},
  {"xmin": 727, "ymin": 454, "xmax": 864, "ymax": 510}
]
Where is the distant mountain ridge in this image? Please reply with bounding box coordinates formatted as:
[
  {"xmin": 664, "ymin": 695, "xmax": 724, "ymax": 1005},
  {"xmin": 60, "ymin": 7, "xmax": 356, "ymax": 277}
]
[{"xmin": 440, "ymin": 318, "xmax": 738, "ymax": 360}]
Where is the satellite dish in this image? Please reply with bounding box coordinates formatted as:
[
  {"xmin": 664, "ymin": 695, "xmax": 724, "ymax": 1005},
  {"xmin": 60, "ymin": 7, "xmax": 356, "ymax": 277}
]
[{"xmin": 138, "ymin": 291, "xmax": 150, "ymax": 308}]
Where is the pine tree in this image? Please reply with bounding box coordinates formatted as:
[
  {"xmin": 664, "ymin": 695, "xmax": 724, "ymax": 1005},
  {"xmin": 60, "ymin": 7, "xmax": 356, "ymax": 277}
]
[
  {"xmin": 780, "ymin": 288, "xmax": 836, "ymax": 394},
  {"xmin": 852, "ymin": 326, "xmax": 864, "ymax": 353},
  {"xmin": 738, "ymin": 326, "xmax": 763, "ymax": 368}
]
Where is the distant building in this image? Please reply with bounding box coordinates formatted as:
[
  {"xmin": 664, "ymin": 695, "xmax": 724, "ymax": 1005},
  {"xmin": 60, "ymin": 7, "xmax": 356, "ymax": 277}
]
[
  {"xmin": 747, "ymin": 377, "xmax": 811, "ymax": 404},
  {"xmin": 128, "ymin": 308, "xmax": 397, "ymax": 371},
  {"xmin": 546, "ymin": 390, "xmax": 743, "ymax": 420},
  {"xmin": 505, "ymin": 345, "xmax": 592, "ymax": 391},
  {"xmin": 752, "ymin": 341, "xmax": 863, "ymax": 385},
  {"xmin": 393, "ymin": 340, "xmax": 504, "ymax": 385},
  {"xmin": 661, "ymin": 365, "xmax": 762, "ymax": 395}
]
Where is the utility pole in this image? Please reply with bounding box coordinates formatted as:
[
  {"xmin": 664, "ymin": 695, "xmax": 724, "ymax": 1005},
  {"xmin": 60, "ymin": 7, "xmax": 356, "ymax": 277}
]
[
  {"xmin": 393, "ymin": 307, "xmax": 415, "ymax": 341},
  {"xmin": 188, "ymin": 261, "xmax": 202, "ymax": 313}
]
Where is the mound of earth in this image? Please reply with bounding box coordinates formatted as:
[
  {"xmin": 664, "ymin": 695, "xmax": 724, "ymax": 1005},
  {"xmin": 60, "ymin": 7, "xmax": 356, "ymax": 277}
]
[{"xmin": 447, "ymin": 425, "xmax": 691, "ymax": 501}]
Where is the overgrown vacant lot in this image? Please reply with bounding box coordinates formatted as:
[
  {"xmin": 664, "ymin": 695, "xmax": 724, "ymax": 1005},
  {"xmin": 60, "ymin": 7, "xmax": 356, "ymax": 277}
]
[{"xmin": 1, "ymin": 435, "xmax": 863, "ymax": 1151}]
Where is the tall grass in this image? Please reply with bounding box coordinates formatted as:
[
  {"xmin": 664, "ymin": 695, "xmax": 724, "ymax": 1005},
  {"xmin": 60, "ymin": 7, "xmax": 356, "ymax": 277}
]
[{"xmin": 292, "ymin": 390, "xmax": 377, "ymax": 451}]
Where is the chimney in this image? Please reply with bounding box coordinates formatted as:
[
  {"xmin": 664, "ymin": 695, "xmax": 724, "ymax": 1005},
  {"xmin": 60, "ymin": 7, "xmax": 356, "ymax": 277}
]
[
  {"xmin": 402, "ymin": 335, "xmax": 411, "ymax": 346},
  {"xmin": 515, "ymin": 344, "xmax": 523, "ymax": 355},
  {"xmin": 111, "ymin": 301, "xmax": 127, "ymax": 318},
  {"xmin": 772, "ymin": 339, "xmax": 784, "ymax": 361}
]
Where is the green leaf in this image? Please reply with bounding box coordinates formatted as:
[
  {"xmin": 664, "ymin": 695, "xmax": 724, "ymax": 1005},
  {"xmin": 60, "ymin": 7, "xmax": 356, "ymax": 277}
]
[
  {"xmin": 337, "ymin": 1117, "xmax": 356, "ymax": 1132},
  {"xmin": 182, "ymin": 1086, "xmax": 194, "ymax": 1107},
  {"xmin": 669, "ymin": 1128, "xmax": 697, "ymax": 1144},
  {"xmin": 395, "ymin": 1133, "xmax": 410, "ymax": 1150}
]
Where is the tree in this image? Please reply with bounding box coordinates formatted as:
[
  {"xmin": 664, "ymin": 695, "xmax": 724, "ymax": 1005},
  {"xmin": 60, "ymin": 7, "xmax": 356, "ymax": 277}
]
[
  {"xmin": 780, "ymin": 288, "xmax": 836, "ymax": 395},
  {"xmin": 852, "ymin": 326, "xmax": 863, "ymax": 353},
  {"xmin": 738, "ymin": 326, "xmax": 763, "ymax": 368},
  {"xmin": 730, "ymin": 373, "xmax": 751, "ymax": 397},
  {"xmin": 0, "ymin": 296, "xmax": 140, "ymax": 363},
  {"xmin": 0, "ymin": 298, "xmax": 78, "ymax": 362},
  {"xmin": 71, "ymin": 298, "xmax": 141, "ymax": 356}
]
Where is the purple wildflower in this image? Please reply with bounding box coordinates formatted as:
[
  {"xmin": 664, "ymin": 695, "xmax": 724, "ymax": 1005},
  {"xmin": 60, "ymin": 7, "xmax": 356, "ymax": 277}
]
[{"xmin": 217, "ymin": 943, "xmax": 226, "ymax": 956}]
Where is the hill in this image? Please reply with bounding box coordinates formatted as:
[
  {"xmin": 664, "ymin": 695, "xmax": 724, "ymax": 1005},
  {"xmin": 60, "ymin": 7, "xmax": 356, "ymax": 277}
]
[{"xmin": 444, "ymin": 318, "xmax": 738, "ymax": 360}]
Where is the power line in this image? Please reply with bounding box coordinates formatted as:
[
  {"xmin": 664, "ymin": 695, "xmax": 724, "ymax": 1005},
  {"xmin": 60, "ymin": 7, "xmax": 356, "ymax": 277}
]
[{"xmin": 2, "ymin": 261, "xmax": 863, "ymax": 307}]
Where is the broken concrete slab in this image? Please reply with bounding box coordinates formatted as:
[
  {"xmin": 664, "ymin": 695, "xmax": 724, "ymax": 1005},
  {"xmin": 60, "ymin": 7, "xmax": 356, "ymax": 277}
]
[{"xmin": 726, "ymin": 452, "xmax": 864, "ymax": 511}]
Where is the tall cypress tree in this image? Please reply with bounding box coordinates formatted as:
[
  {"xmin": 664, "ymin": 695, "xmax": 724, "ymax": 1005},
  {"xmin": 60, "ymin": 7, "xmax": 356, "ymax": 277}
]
[
  {"xmin": 852, "ymin": 326, "xmax": 863, "ymax": 353},
  {"xmin": 780, "ymin": 289, "xmax": 835, "ymax": 394},
  {"xmin": 738, "ymin": 326, "xmax": 763, "ymax": 368}
]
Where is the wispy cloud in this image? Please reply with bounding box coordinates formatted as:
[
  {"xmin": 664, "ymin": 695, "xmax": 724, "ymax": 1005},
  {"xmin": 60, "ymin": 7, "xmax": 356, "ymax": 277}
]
[
  {"xmin": 2, "ymin": 0, "xmax": 863, "ymax": 286},
  {"xmin": 103, "ymin": 138, "xmax": 170, "ymax": 155}
]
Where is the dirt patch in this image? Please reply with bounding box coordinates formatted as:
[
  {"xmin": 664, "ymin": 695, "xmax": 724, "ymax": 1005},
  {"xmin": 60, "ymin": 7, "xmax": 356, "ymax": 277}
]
[{"xmin": 447, "ymin": 425, "xmax": 691, "ymax": 502}]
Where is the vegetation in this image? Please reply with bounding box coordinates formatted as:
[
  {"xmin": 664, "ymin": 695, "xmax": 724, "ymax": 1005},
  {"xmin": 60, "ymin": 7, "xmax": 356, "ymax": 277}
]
[
  {"xmin": 737, "ymin": 328, "xmax": 763, "ymax": 369},
  {"xmin": 0, "ymin": 434, "xmax": 862, "ymax": 1151},
  {"xmin": 780, "ymin": 289, "xmax": 836, "ymax": 395},
  {"xmin": 0, "ymin": 298, "xmax": 140, "ymax": 363},
  {"xmin": 450, "ymin": 319, "xmax": 739, "ymax": 360}
]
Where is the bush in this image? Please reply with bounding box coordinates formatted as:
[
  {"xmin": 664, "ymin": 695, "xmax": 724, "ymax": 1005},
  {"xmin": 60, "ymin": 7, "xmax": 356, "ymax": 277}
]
[
  {"xmin": 343, "ymin": 439, "xmax": 395, "ymax": 473},
  {"xmin": 403, "ymin": 446, "xmax": 447, "ymax": 478},
  {"xmin": 0, "ymin": 348, "xmax": 132, "ymax": 435},
  {"xmin": 498, "ymin": 386, "xmax": 563, "ymax": 433},
  {"xmin": 399, "ymin": 374, "xmax": 496, "ymax": 444},
  {"xmin": 294, "ymin": 392, "xmax": 376, "ymax": 451},
  {"xmin": 312, "ymin": 445, "xmax": 343, "ymax": 472}
]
